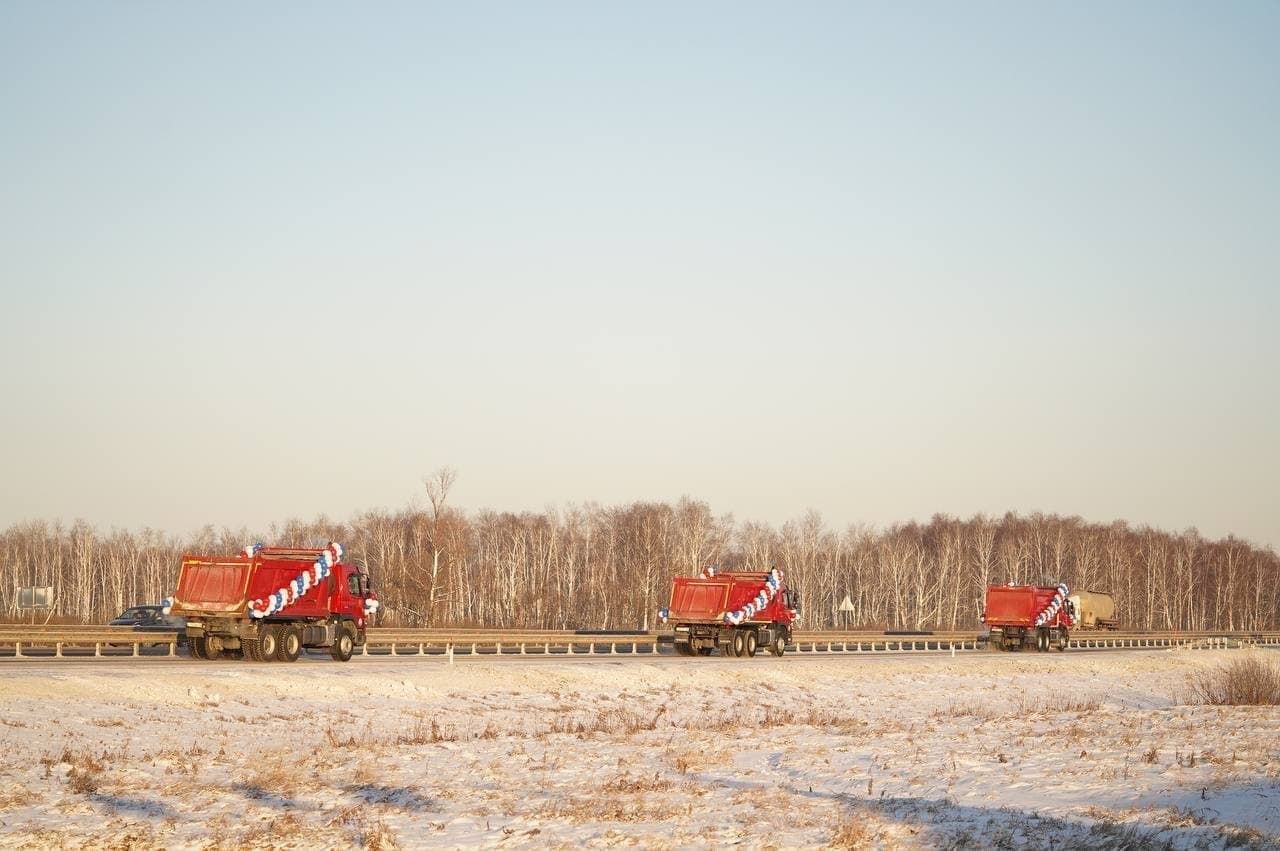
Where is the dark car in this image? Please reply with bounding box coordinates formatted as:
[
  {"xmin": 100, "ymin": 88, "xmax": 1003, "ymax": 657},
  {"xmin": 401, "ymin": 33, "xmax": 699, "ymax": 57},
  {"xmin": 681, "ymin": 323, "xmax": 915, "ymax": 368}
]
[{"xmin": 109, "ymin": 605, "xmax": 187, "ymax": 644}]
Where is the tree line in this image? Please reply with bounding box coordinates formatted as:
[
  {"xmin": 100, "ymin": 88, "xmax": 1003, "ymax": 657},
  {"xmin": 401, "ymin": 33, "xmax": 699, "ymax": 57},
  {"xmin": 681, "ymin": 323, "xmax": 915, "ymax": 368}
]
[{"xmin": 2, "ymin": 483, "xmax": 1277, "ymax": 632}]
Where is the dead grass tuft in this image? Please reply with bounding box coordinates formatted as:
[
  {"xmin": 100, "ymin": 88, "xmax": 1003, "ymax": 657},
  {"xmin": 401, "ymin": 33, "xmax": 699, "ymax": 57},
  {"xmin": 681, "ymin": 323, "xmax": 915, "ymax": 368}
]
[
  {"xmin": 600, "ymin": 771, "xmax": 674, "ymax": 793},
  {"xmin": 828, "ymin": 812, "xmax": 894, "ymax": 848},
  {"xmin": 1186, "ymin": 655, "xmax": 1280, "ymax": 706}
]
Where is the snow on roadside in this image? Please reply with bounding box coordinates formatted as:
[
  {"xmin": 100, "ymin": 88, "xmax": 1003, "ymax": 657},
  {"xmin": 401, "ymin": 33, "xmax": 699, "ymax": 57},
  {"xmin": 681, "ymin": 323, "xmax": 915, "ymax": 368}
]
[{"xmin": 1, "ymin": 648, "xmax": 1278, "ymax": 849}]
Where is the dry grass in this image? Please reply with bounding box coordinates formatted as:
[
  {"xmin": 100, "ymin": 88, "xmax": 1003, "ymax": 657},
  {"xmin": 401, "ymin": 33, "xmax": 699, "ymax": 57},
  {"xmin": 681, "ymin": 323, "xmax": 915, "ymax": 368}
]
[
  {"xmin": 827, "ymin": 812, "xmax": 896, "ymax": 848},
  {"xmin": 0, "ymin": 784, "xmax": 37, "ymax": 810},
  {"xmin": 537, "ymin": 794, "xmax": 676, "ymax": 824},
  {"xmin": 1186, "ymin": 655, "xmax": 1280, "ymax": 706},
  {"xmin": 600, "ymin": 770, "xmax": 674, "ymax": 793},
  {"xmin": 239, "ymin": 754, "xmax": 302, "ymax": 798},
  {"xmin": 938, "ymin": 695, "xmax": 1101, "ymax": 720}
]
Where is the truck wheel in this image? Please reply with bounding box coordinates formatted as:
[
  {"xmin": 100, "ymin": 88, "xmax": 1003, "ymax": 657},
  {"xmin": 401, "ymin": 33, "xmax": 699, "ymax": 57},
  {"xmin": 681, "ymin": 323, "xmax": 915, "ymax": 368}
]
[
  {"xmin": 770, "ymin": 636, "xmax": 786, "ymax": 657},
  {"xmin": 745, "ymin": 631, "xmax": 758, "ymax": 658},
  {"xmin": 1056, "ymin": 630, "xmax": 1069, "ymax": 652},
  {"xmin": 330, "ymin": 629, "xmax": 354, "ymax": 662},
  {"xmin": 276, "ymin": 626, "xmax": 302, "ymax": 662},
  {"xmin": 257, "ymin": 626, "xmax": 280, "ymax": 662},
  {"xmin": 1036, "ymin": 628, "xmax": 1049, "ymax": 652},
  {"xmin": 189, "ymin": 637, "xmax": 207, "ymax": 660},
  {"xmin": 730, "ymin": 630, "xmax": 747, "ymax": 658},
  {"xmin": 698, "ymin": 647, "xmax": 714, "ymax": 656},
  {"xmin": 241, "ymin": 638, "xmax": 261, "ymax": 662}
]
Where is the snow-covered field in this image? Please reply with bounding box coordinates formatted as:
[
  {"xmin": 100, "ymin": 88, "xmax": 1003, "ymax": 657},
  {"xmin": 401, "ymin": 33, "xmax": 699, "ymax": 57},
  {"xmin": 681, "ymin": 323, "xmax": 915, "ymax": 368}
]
[{"xmin": 1, "ymin": 648, "xmax": 1278, "ymax": 849}]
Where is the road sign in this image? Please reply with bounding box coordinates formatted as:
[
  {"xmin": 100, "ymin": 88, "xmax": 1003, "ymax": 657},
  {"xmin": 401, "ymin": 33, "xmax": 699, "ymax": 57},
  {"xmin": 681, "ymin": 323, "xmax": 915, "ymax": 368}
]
[
  {"xmin": 838, "ymin": 595, "xmax": 855, "ymax": 613},
  {"xmin": 17, "ymin": 586, "xmax": 53, "ymax": 609}
]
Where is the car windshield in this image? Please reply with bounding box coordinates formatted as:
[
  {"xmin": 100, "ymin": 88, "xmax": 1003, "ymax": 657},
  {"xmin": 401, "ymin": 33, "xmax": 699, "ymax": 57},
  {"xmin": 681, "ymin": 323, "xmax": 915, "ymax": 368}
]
[{"xmin": 119, "ymin": 607, "xmax": 156, "ymax": 621}]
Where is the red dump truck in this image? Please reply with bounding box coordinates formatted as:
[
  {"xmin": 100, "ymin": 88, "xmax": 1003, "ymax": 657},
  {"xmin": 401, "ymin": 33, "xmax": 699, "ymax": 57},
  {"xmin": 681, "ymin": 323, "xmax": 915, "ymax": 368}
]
[
  {"xmin": 661, "ymin": 568, "xmax": 799, "ymax": 657},
  {"xmin": 168, "ymin": 543, "xmax": 376, "ymax": 662},
  {"xmin": 980, "ymin": 583, "xmax": 1072, "ymax": 652}
]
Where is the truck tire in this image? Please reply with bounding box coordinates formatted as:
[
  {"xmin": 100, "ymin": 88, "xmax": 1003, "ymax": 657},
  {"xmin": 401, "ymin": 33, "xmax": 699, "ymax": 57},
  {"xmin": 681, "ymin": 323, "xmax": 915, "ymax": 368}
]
[
  {"xmin": 1056, "ymin": 629, "xmax": 1069, "ymax": 652},
  {"xmin": 242, "ymin": 638, "xmax": 262, "ymax": 662},
  {"xmin": 276, "ymin": 626, "xmax": 302, "ymax": 662},
  {"xmin": 745, "ymin": 630, "xmax": 758, "ymax": 658},
  {"xmin": 189, "ymin": 637, "xmax": 208, "ymax": 660},
  {"xmin": 330, "ymin": 628, "xmax": 355, "ymax": 662},
  {"xmin": 257, "ymin": 626, "xmax": 280, "ymax": 662},
  {"xmin": 730, "ymin": 630, "xmax": 747, "ymax": 658},
  {"xmin": 770, "ymin": 636, "xmax": 786, "ymax": 657},
  {"xmin": 1036, "ymin": 628, "xmax": 1049, "ymax": 652}
]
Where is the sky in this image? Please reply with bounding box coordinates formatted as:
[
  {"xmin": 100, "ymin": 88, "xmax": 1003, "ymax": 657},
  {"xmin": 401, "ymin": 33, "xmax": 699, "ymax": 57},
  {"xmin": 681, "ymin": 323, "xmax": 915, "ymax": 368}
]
[{"xmin": 1, "ymin": 2, "xmax": 1277, "ymax": 549}]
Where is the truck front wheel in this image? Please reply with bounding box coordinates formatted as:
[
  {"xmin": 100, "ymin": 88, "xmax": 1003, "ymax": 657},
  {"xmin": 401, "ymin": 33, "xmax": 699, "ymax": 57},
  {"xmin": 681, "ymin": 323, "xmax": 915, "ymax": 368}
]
[
  {"xmin": 330, "ymin": 629, "xmax": 355, "ymax": 662},
  {"xmin": 770, "ymin": 635, "xmax": 786, "ymax": 657}
]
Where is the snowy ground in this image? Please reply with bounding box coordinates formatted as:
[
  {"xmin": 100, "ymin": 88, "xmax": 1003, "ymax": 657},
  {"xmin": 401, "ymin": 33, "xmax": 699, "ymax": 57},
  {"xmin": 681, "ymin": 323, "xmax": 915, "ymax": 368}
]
[{"xmin": 1, "ymin": 648, "xmax": 1278, "ymax": 849}]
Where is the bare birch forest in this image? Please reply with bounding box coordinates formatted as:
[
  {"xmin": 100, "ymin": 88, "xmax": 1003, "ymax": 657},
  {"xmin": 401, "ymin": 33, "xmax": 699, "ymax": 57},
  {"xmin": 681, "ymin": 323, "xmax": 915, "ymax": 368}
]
[{"xmin": 2, "ymin": 489, "xmax": 1277, "ymax": 631}]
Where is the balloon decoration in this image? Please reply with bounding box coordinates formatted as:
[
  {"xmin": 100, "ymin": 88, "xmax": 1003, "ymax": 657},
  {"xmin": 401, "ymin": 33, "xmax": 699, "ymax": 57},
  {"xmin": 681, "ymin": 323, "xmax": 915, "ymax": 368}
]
[
  {"xmin": 1034, "ymin": 583, "xmax": 1072, "ymax": 627},
  {"xmin": 241, "ymin": 543, "xmax": 265, "ymax": 558},
  {"xmin": 724, "ymin": 568, "xmax": 783, "ymax": 626},
  {"xmin": 246, "ymin": 542, "xmax": 344, "ymax": 619}
]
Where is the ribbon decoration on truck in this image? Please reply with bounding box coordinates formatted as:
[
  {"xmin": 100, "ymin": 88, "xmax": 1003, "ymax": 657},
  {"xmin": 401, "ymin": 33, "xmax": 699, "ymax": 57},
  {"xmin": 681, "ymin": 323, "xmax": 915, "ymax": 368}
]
[
  {"xmin": 1033, "ymin": 583, "xmax": 1072, "ymax": 627},
  {"xmin": 724, "ymin": 568, "xmax": 784, "ymax": 626},
  {"xmin": 246, "ymin": 542, "xmax": 344, "ymax": 619}
]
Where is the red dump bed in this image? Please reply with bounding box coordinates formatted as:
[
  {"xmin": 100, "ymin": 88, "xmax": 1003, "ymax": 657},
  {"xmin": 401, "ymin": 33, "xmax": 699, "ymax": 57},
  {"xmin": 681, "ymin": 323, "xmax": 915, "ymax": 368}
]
[
  {"xmin": 983, "ymin": 585, "xmax": 1068, "ymax": 629},
  {"xmin": 172, "ymin": 549, "xmax": 339, "ymax": 619},
  {"xmin": 669, "ymin": 572, "xmax": 791, "ymax": 624}
]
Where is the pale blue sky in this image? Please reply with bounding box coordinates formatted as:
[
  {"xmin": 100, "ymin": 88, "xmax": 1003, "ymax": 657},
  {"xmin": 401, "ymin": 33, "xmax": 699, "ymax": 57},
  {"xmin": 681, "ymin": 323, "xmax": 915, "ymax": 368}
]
[{"xmin": 2, "ymin": 2, "xmax": 1277, "ymax": 547}]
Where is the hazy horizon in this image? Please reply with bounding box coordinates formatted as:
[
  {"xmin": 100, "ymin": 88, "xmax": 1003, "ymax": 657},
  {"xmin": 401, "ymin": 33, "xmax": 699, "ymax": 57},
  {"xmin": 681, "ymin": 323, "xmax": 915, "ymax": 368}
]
[{"xmin": 2, "ymin": 3, "xmax": 1276, "ymax": 550}]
